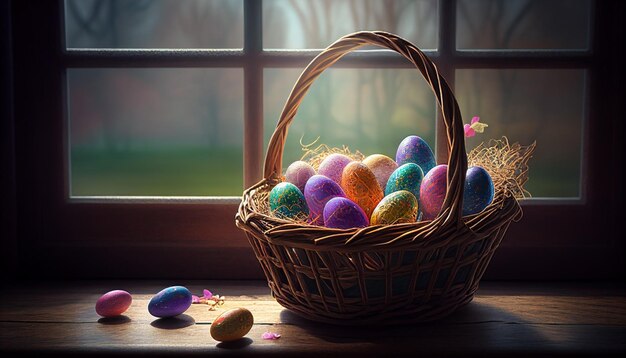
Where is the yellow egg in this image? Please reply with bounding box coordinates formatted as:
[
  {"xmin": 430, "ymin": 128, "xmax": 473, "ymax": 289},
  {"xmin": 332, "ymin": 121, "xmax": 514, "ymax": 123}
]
[
  {"xmin": 210, "ymin": 307, "xmax": 254, "ymax": 342},
  {"xmin": 362, "ymin": 154, "xmax": 398, "ymax": 191},
  {"xmin": 341, "ymin": 162, "xmax": 384, "ymax": 218},
  {"xmin": 371, "ymin": 190, "xmax": 418, "ymax": 225}
]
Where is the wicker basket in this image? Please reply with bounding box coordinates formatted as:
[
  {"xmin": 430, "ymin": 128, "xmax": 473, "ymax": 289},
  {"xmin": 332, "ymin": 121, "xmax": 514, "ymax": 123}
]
[{"xmin": 236, "ymin": 31, "xmax": 524, "ymax": 325}]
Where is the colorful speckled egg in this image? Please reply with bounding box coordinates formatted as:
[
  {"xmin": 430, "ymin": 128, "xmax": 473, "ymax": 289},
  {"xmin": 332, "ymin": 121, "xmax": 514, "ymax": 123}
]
[
  {"xmin": 395, "ymin": 135, "xmax": 436, "ymax": 175},
  {"xmin": 341, "ymin": 161, "xmax": 384, "ymax": 218},
  {"xmin": 362, "ymin": 154, "xmax": 398, "ymax": 191},
  {"xmin": 318, "ymin": 153, "xmax": 353, "ymax": 185},
  {"xmin": 419, "ymin": 164, "xmax": 448, "ymax": 221},
  {"xmin": 370, "ymin": 190, "xmax": 419, "ymax": 225},
  {"xmin": 304, "ymin": 175, "xmax": 346, "ymax": 225},
  {"xmin": 462, "ymin": 166, "xmax": 494, "ymax": 216},
  {"xmin": 385, "ymin": 163, "xmax": 425, "ymax": 204},
  {"xmin": 284, "ymin": 161, "xmax": 316, "ymax": 193},
  {"xmin": 323, "ymin": 197, "xmax": 369, "ymax": 229},
  {"xmin": 210, "ymin": 307, "xmax": 254, "ymax": 342},
  {"xmin": 269, "ymin": 182, "xmax": 309, "ymax": 220},
  {"xmin": 148, "ymin": 286, "xmax": 193, "ymax": 318},
  {"xmin": 95, "ymin": 290, "xmax": 132, "ymax": 318}
]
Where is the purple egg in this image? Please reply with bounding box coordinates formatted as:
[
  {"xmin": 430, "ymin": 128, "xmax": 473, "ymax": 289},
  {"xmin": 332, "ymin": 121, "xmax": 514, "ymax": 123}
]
[
  {"xmin": 318, "ymin": 153, "xmax": 353, "ymax": 185},
  {"xmin": 462, "ymin": 166, "xmax": 494, "ymax": 216},
  {"xmin": 419, "ymin": 164, "xmax": 448, "ymax": 221},
  {"xmin": 148, "ymin": 286, "xmax": 192, "ymax": 318},
  {"xmin": 395, "ymin": 135, "xmax": 436, "ymax": 175},
  {"xmin": 304, "ymin": 175, "xmax": 346, "ymax": 225},
  {"xmin": 95, "ymin": 290, "xmax": 132, "ymax": 318},
  {"xmin": 323, "ymin": 197, "xmax": 369, "ymax": 229},
  {"xmin": 284, "ymin": 161, "xmax": 316, "ymax": 193}
]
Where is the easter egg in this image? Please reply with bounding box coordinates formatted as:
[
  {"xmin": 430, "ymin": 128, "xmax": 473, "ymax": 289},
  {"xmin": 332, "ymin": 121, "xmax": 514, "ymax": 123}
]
[
  {"xmin": 371, "ymin": 190, "xmax": 419, "ymax": 225},
  {"xmin": 284, "ymin": 161, "xmax": 316, "ymax": 193},
  {"xmin": 318, "ymin": 153, "xmax": 353, "ymax": 185},
  {"xmin": 419, "ymin": 164, "xmax": 448, "ymax": 221},
  {"xmin": 323, "ymin": 197, "xmax": 369, "ymax": 229},
  {"xmin": 95, "ymin": 290, "xmax": 132, "ymax": 318},
  {"xmin": 304, "ymin": 175, "xmax": 346, "ymax": 225},
  {"xmin": 210, "ymin": 307, "xmax": 254, "ymax": 342},
  {"xmin": 341, "ymin": 162, "xmax": 384, "ymax": 218},
  {"xmin": 395, "ymin": 135, "xmax": 436, "ymax": 175},
  {"xmin": 269, "ymin": 182, "xmax": 309, "ymax": 220},
  {"xmin": 385, "ymin": 163, "xmax": 424, "ymax": 203},
  {"xmin": 148, "ymin": 286, "xmax": 193, "ymax": 318},
  {"xmin": 362, "ymin": 154, "xmax": 398, "ymax": 191},
  {"xmin": 462, "ymin": 166, "xmax": 495, "ymax": 216}
]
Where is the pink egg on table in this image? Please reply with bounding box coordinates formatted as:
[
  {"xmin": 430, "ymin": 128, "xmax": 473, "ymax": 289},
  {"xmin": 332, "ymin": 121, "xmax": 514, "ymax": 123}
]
[
  {"xmin": 284, "ymin": 161, "xmax": 316, "ymax": 193},
  {"xmin": 95, "ymin": 290, "xmax": 132, "ymax": 318},
  {"xmin": 318, "ymin": 153, "xmax": 353, "ymax": 185},
  {"xmin": 419, "ymin": 164, "xmax": 448, "ymax": 221}
]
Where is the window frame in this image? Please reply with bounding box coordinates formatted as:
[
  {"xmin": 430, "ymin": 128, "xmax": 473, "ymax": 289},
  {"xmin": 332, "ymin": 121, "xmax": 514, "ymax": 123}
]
[{"xmin": 8, "ymin": 0, "xmax": 624, "ymax": 280}]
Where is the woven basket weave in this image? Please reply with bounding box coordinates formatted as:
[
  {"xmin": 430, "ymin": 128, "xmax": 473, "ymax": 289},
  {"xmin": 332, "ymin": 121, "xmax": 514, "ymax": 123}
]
[{"xmin": 236, "ymin": 31, "xmax": 524, "ymax": 325}]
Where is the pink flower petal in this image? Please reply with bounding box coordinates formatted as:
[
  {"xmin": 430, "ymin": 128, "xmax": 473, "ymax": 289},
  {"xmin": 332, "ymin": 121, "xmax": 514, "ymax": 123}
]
[
  {"xmin": 192, "ymin": 295, "xmax": 200, "ymax": 303},
  {"xmin": 262, "ymin": 332, "xmax": 281, "ymax": 340},
  {"xmin": 464, "ymin": 124, "xmax": 475, "ymax": 137},
  {"xmin": 203, "ymin": 289, "xmax": 213, "ymax": 299},
  {"xmin": 471, "ymin": 116, "xmax": 480, "ymax": 124}
]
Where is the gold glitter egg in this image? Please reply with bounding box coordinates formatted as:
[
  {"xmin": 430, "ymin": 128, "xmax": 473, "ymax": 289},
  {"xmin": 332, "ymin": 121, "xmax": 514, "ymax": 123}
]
[
  {"xmin": 340, "ymin": 162, "xmax": 384, "ymax": 218},
  {"xmin": 371, "ymin": 190, "xmax": 419, "ymax": 225},
  {"xmin": 210, "ymin": 307, "xmax": 254, "ymax": 342}
]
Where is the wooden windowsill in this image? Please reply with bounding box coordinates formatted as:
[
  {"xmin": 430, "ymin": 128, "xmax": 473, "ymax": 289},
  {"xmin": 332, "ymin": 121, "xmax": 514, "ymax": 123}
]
[{"xmin": 1, "ymin": 280, "xmax": 624, "ymax": 357}]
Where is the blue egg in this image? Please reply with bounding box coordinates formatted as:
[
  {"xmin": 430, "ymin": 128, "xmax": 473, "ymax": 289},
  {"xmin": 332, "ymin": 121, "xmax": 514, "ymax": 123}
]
[
  {"xmin": 148, "ymin": 286, "xmax": 193, "ymax": 318},
  {"xmin": 395, "ymin": 135, "xmax": 436, "ymax": 175},
  {"xmin": 269, "ymin": 182, "xmax": 309, "ymax": 220},
  {"xmin": 385, "ymin": 163, "xmax": 424, "ymax": 203},
  {"xmin": 462, "ymin": 166, "xmax": 495, "ymax": 216}
]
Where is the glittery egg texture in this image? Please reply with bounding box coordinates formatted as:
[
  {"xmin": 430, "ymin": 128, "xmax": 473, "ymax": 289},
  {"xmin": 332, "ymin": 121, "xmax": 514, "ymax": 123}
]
[
  {"xmin": 269, "ymin": 182, "xmax": 309, "ymax": 220},
  {"xmin": 419, "ymin": 164, "xmax": 448, "ymax": 221},
  {"xmin": 340, "ymin": 161, "xmax": 384, "ymax": 218},
  {"xmin": 395, "ymin": 135, "xmax": 436, "ymax": 175},
  {"xmin": 210, "ymin": 307, "xmax": 254, "ymax": 342},
  {"xmin": 385, "ymin": 163, "xmax": 424, "ymax": 203},
  {"xmin": 284, "ymin": 161, "xmax": 316, "ymax": 193},
  {"xmin": 318, "ymin": 153, "xmax": 353, "ymax": 185},
  {"xmin": 304, "ymin": 175, "xmax": 346, "ymax": 225},
  {"xmin": 323, "ymin": 197, "xmax": 369, "ymax": 229},
  {"xmin": 148, "ymin": 286, "xmax": 192, "ymax": 318},
  {"xmin": 370, "ymin": 190, "xmax": 418, "ymax": 225},
  {"xmin": 362, "ymin": 154, "xmax": 398, "ymax": 191},
  {"xmin": 462, "ymin": 166, "xmax": 494, "ymax": 216}
]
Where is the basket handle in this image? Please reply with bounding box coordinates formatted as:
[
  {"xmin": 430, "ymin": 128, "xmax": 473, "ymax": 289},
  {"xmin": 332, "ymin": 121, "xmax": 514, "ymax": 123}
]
[{"xmin": 264, "ymin": 31, "xmax": 468, "ymax": 226}]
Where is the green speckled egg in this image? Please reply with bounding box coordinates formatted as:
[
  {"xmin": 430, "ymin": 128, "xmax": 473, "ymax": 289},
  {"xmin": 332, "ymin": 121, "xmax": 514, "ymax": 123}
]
[
  {"xmin": 371, "ymin": 190, "xmax": 419, "ymax": 225},
  {"xmin": 385, "ymin": 163, "xmax": 424, "ymax": 203},
  {"xmin": 269, "ymin": 182, "xmax": 309, "ymax": 220}
]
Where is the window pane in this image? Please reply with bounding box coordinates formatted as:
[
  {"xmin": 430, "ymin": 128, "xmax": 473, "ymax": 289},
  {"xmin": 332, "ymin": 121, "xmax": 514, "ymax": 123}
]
[
  {"xmin": 264, "ymin": 68, "xmax": 437, "ymax": 170},
  {"xmin": 263, "ymin": 0, "xmax": 438, "ymax": 49},
  {"xmin": 64, "ymin": 0, "xmax": 243, "ymax": 49},
  {"xmin": 456, "ymin": 0, "xmax": 591, "ymax": 49},
  {"xmin": 455, "ymin": 69, "xmax": 584, "ymax": 198},
  {"xmin": 68, "ymin": 68, "xmax": 244, "ymax": 196}
]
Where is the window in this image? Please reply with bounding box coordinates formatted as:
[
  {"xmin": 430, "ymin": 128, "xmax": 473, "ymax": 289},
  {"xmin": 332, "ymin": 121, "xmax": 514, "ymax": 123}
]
[{"xmin": 9, "ymin": 0, "xmax": 623, "ymax": 279}]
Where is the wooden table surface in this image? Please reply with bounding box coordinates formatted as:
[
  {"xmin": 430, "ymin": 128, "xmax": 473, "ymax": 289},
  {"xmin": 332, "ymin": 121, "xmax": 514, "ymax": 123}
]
[{"xmin": 1, "ymin": 280, "xmax": 624, "ymax": 357}]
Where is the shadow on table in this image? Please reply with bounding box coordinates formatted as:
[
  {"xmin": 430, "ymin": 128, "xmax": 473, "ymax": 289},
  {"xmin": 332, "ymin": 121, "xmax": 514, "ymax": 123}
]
[
  {"xmin": 150, "ymin": 314, "xmax": 195, "ymax": 329},
  {"xmin": 279, "ymin": 300, "xmax": 552, "ymax": 355}
]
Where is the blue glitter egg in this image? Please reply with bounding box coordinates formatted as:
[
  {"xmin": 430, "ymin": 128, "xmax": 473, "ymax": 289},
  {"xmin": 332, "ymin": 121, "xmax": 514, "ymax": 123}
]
[
  {"xmin": 385, "ymin": 163, "xmax": 424, "ymax": 203},
  {"xmin": 269, "ymin": 182, "xmax": 309, "ymax": 220},
  {"xmin": 395, "ymin": 135, "xmax": 436, "ymax": 175},
  {"xmin": 462, "ymin": 166, "xmax": 494, "ymax": 216},
  {"xmin": 148, "ymin": 286, "xmax": 192, "ymax": 318}
]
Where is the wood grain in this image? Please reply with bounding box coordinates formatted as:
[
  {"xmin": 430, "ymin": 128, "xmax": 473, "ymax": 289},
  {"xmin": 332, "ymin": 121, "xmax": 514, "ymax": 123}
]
[{"xmin": 1, "ymin": 281, "xmax": 624, "ymax": 356}]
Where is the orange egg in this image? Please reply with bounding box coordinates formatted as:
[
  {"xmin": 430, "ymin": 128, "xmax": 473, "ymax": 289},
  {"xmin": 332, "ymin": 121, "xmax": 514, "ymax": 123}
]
[{"xmin": 340, "ymin": 162, "xmax": 384, "ymax": 218}]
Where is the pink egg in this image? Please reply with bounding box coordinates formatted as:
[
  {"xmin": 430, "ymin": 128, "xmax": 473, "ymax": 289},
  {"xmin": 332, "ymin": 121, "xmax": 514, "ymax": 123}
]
[
  {"xmin": 318, "ymin": 153, "xmax": 353, "ymax": 185},
  {"xmin": 96, "ymin": 290, "xmax": 132, "ymax": 318},
  {"xmin": 419, "ymin": 164, "xmax": 448, "ymax": 221},
  {"xmin": 362, "ymin": 154, "xmax": 398, "ymax": 191},
  {"xmin": 284, "ymin": 161, "xmax": 316, "ymax": 193}
]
